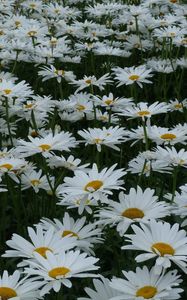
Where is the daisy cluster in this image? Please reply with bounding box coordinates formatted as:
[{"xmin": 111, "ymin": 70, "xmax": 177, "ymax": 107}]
[{"xmin": 0, "ymin": 0, "xmax": 186, "ymax": 299}]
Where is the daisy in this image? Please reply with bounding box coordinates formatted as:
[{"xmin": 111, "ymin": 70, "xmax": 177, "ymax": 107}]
[
  {"xmin": 19, "ymin": 169, "xmax": 53, "ymax": 193},
  {"xmin": 128, "ymin": 153, "xmax": 171, "ymax": 176},
  {"xmin": 92, "ymin": 93, "xmax": 133, "ymax": 111},
  {"xmin": 112, "ymin": 65, "xmax": 153, "ymax": 88},
  {"xmin": 0, "ymin": 157, "xmax": 26, "ymax": 175},
  {"xmin": 39, "ymin": 213, "xmax": 103, "ymax": 253},
  {"xmin": 0, "ymin": 270, "xmax": 41, "ymax": 300},
  {"xmin": 0, "ymin": 79, "xmax": 32, "ymax": 99},
  {"xmin": 122, "ymin": 220, "xmax": 187, "ymax": 274},
  {"xmin": 59, "ymin": 164, "xmax": 126, "ymax": 203},
  {"xmin": 70, "ymin": 74, "xmax": 112, "ymax": 93},
  {"xmin": 57, "ymin": 193, "xmax": 99, "ymax": 215},
  {"xmin": 3, "ymin": 225, "xmax": 76, "ymax": 262},
  {"xmin": 15, "ymin": 131, "xmax": 77, "ymax": 158},
  {"xmin": 149, "ymin": 125, "xmax": 187, "ymax": 145},
  {"xmin": 166, "ymin": 189, "xmax": 187, "ymax": 227},
  {"xmin": 24, "ymin": 250, "xmax": 99, "ymax": 295},
  {"xmin": 168, "ymin": 99, "xmax": 187, "ymax": 112},
  {"xmin": 118, "ymin": 101, "xmax": 169, "ymax": 119},
  {"xmin": 38, "ymin": 65, "xmax": 75, "ymax": 83},
  {"xmin": 96, "ymin": 186, "xmax": 170, "ymax": 236},
  {"xmin": 154, "ymin": 146, "xmax": 187, "ymax": 167},
  {"xmin": 78, "ymin": 276, "xmax": 120, "ymax": 300},
  {"xmin": 78, "ymin": 126, "xmax": 126, "ymax": 152},
  {"xmin": 47, "ymin": 155, "xmax": 90, "ymax": 171},
  {"xmin": 110, "ymin": 266, "xmax": 183, "ymax": 300}
]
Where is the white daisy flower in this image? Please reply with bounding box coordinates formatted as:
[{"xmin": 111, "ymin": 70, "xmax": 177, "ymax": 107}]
[
  {"xmin": 78, "ymin": 276, "xmax": 120, "ymax": 300},
  {"xmin": 78, "ymin": 126, "xmax": 126, "ymax": 152},
  {"xmin": 110, "ymin": 266, "xmax": 183, "ymax": 300},
  {"xmin": 19, "ymin": 169, "xmax": 53, "ymax": 193},
  {"xmin": 96, "ymin": 186, "xmax": 170, "ymax": 236},
  {"xmin": 154, "ymin": 146, "xmax": 187, "ymax": 167},
  {"xmin": 47, "ymin": 155, "xmax": 90, "ymax": 171},
  {"xmin": 3, "ymin": 225, "xmax": 76, "ymax": 263},
  {"xmin": 38, "ymin": 65, "xmax": 76, "ymax": 83},
  {"xmin": 112, "ymin": 65, "xmax": 153, "ymax": 88},
  {"xmin": 92, "ymin": 93, "xmax": 133, "ymax": 111},
  {"xmin": 118, "ymin": 101, "xmax": 169, "ymax": 120},
  {"xmin": 60, "ymin": 163, "xmax": 126, "ymax": 203},
  {"xmin": 0, "ymin": 270, "xmax": 42, "ymax": 300},
  {"xmin": 39, "ymin": 213, "xmax": 103, "ymax": 254},
  {"xmin": 70, "ymin": 74, "xmax": 113, "ymax": 93},
  {"xmin": 149, "ymin": 125, "xmax": 187, "ymax": 145},
  {"xmin": 122, "ymin": 220, "xmax": 187, "ymax": 274},
  {"xmin": 15, "ymin": 131, "xmax": 77, "ymax": 158},
  {"xmin": 24, "ymin": 250, "xmax": 99, "ymax": 296},
  {"xmin": 128, "ymin": 153, "xmax": 171, "ymax": 176},
  {"xmin": 168, "ymin": 99, "xmax": 187, "ymax": 112}
]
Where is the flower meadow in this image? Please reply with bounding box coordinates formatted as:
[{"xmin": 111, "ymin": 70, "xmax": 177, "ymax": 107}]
[{"xmin": 0, "ymin": 0, "xmax": 187, "ymax": 299}]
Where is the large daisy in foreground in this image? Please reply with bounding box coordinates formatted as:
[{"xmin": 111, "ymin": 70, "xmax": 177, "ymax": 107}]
[
  {"xmin": 122, "ymin": 220, "xmax": 187, "ymax": 274},
  {"xmin": 110, "ymin": 266, "xmax": 183, "ymax": 300}
]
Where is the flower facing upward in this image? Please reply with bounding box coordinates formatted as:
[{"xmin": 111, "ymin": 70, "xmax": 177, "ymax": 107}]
[
  {"xmin": 110, "ymin": 266, "xmax": 183, "ymax": 300},
  {"xmin": 3, "ymin": 225, "xmax": 76, "ymax": 263},
  {"xmin": 24, "ymin": 250, "xmax": 99, "ymax": 296},
  {"xmin": 78, "ymin": 276, "xmax": 120, "ymax": 300},
  {"xmin": 96, "ymin": 186, "xmax": 169, "ymax": 236},
  {"xmin": 78, "ymin": 126, "xmax": 127, "ymax": 152},
  {"xmin": 118, "ymin": 101, "xmax": 169, "ymax": 120},
  {"xmin": 60, "ymin": 163, "xmax": 126, "ymax": 203},
  {"xmin": 112, "ymin": 65, "xmax": 153, "ymax": 88},
  {"xmin": 0, "ymin": 270, "xmax": 41, "ymax": 300},
  {"xmin": 70, "ymin": 74, "xmax": 113, "ymax": 93},
  {"xmin": 122, "ymin": 220, "xmax": 187, "ymax": 274},
  {"xmin": 39, "ymin": 213, "xmax": 103, "ymax": 254},
  {"xmin": 16, "ymin": 132, "xmax": 77, "ymax": 158}
]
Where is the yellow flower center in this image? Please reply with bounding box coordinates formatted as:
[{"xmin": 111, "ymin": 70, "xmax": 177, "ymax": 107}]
[
  {"xmin": 84, "ymin": 180, "xmax": 103, "ymax": 192},
  {"xmin": 104, "ymin": 99, "xmax": 113, "ymax": 105},
  {"xmin": 151, "ymin": 242, "xmax": 175, "ymax": 256},
  {"xmin": 0, "ymin": 30, "xmax": 4, "ymax": 35},
  {"xmin": 122, "ymin": 208, "xmax": 144, "ymax": 219},
  {"xmin": 54, "ymin": 9, "xmax": 60, "ymax": 13},
  {"xmin": 39, "ymin": 144, "xmax": 51, "ymax": 151},
  {"xmin": 129, "ymin": 74, "xmax": 140, "ymax": 81},
  {"xmin": 31, "ymin": 131, "xmax": 38, "ymax": 137},
  {"xmin": 31, "ymin": 179, "xmax": 41, "ymax": 186},
  {"xmin": 34, "ymin": 247, "xmax": 52, "ymax": 258},
  {"xmin": 76, "ymin": 104, "xmax": 86, "ymax": 111},
  {"xmin": 30, "ymin": 3, "xmax": 36, "ymax": 8},
  {"xmin": 85, "ymin": 79, "xmax": 92, "ymax": 84},
  {"xmin": 136, "ymin": 286, "xmax": 157, "ymax": 299},
  {"xmin": 0, "ymin": 163, "xmax": 13, "ymax": 170},
  {"xmin": 3, "ymin": 89, "xmax": 12, "ymax": 95},
  {"xmin": 181, "ymin": 38, "xmax": 187, "ymax": 45},
  {"xmin": 0, "ymin": 287, "xmax": 17, "ymax": 300},
  {"xmin": 24, "ymin": 103, "xmax": 34, "ymax": 109},
  {"xmin": 160, "ymin": 133, "xmax": 176, "ymax": 140},
  {"xmin": 170, "ymin": 32, "xmax": 176, "ymax": 37},
  {"xmin": 137, "ymin": 110, "xmax": 150, "ymax": 117},
  {"xmin": 54, "ymin": 70, "xmax": 65, "ymax": 76},
  {"xmin": 15, "ymin": 21, "xmax": 21, "ymax": 27},
  {"xmin": 27, "ymin": 30, "xmax": 37, "ymax": 37},
  {"xmin": 174, "ymin": 103, "xmax": 182, "ymax": 109},
  {"xmin": 48, "ymin": 267, "xmax": 70, "ymax": 278},
  {"xmin": 94, "ymin": 138, "xmax": 103, "ymax": 144},
  {"xmin": 62, "ymin": 230, "xmax": 79, "ymax": 238}
]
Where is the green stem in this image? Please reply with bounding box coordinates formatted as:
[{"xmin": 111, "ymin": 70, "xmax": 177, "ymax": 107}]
[
  {"xmin": 142, "ymin": 120, "xmax": 149, "ymax": 151},
  {"xmin": 171, "ymin": 166, "xmax": 179, "ymax": 203},
  {"xmin": 5, "ymin": 97, "xmax": 13, "ymax": 146}
]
